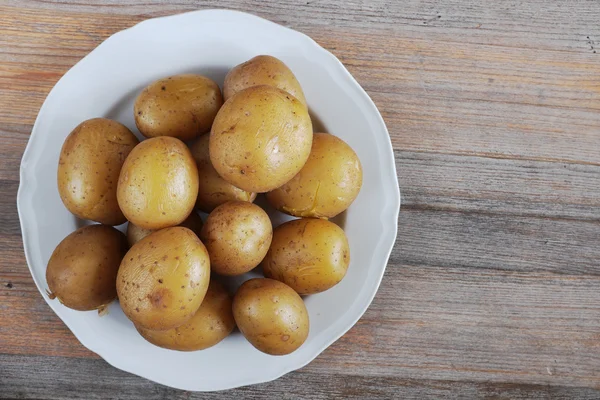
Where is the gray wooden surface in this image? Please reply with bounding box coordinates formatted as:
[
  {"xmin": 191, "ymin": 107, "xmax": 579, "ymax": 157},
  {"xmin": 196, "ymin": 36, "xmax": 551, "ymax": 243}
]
[{"xmin": 1, "ymin": 0, "xmax": 599, "ymax": 398}]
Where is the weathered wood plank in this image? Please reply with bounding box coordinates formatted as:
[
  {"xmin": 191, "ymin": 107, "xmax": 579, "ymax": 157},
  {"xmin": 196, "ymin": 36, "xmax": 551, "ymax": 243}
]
[
  {"xmin": 8, "ymin": 0, "xmax": 600, "ymax": 43},
  {"xmin": 0, "ymin": 182, "xmax": 21, "ymax": 234},
  {"xmin": 0, "ymin": 132, "xmax": 28, "ymax": 181},
  {"xmin": 397, "ymin": 150, "xmax": 600, "ymax": 220},
  {"xmin": 2, "ymin": 354, "xmax": 600, "ymax": 399},
  {"xmin": 398, "ymin": 209, "xmax": 600, "ymax": 275}
]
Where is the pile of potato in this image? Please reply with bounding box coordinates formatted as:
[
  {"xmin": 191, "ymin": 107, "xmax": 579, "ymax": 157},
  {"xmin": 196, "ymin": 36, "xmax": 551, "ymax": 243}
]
[{"xmin": 47, "ymin": 55, "xmax": 363, "ymax": 356}]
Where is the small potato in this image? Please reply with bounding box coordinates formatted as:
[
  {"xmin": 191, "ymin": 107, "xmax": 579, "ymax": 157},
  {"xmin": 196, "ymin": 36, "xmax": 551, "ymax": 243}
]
[
  {"xmin": 126, "ymin": 211, "xmax": 204, "ymax": 247},
  {"xmin": 134, "ymin": 74, "xmax": 223, "ymax": 141},
  {"xmin": 117, "ymin": 137, "xmax": 199, "ymax": 230},
  {"xmin": 190, "ymin": 134, "xmax": 256, "ymax": 213},
  {"xmin": 266, "ymin": 133, "xmax": 363, "ymax": 218},
  {"xmin": 224, "ymin": 55, "xmax": 306, "ymax": 106},
  {"xmin": 210, "ymin": 85, "xmax": 313, "ymax": 193},
  {"xmin": 125, "ymin": 222, "xmax": 153, "ymax": 247},
  {"xmin": 117, "ymin": 227, "xmax": 210, "ymax": 331},
  {"xmin": 136, "ymin": 280, "xmax": 235, "ymax": 351},
  {"xmin": 233, "ymin": 278, "xmax": 309, "ymax": 355},
  {"xmin": 262, "ymin": 218, "xmax": 349, "ymax": 295},
  {"xmin": 200, "ymin": 201, "xmax": 272, "ymax": 276},
  {"xmin": 46, "ymin": 224, "xmax": 128, "ymax": 311},
  {"xmin": 57, "ymin": 118, "xmax": 138, "ymax": 225}
]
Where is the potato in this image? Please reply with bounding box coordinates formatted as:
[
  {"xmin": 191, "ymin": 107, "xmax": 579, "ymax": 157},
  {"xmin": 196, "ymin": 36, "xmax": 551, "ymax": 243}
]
[
  {"xmin": 210, "ymin": 85, "xmax": 313, "ymax": 193},
  {"xmin": 262, "ymin": 218, "xmax": 349, "ymax": 295},
  {"xmin": 46, "ymin": 224, "xmax": 128, "ymax": 311},
  {"xmin": 57, "ymin": 118, "xmax": 138, "ymax": 225},
  {"xmin": 134, "ymin": 74, "xmax": 223, "ymax": 141},
  {"xmin": 125, "ymin": 222, "xmax": 153, "ymax": 248},
  {"xmin": 190, "ymin": 134, "xmax": 256, "ymax": 213},
  {"xmin": 224, "ymin": 55, "xmax": 306, "ymax": 106},
  {"xmin": 266, "ymin": 133, "xmax": 362, "ymax": 218},
  {"xmin": 117, "ymin": 227, "xmax": 210, "ymax": 331},
  {"xmin": 126, "ymin": 211, "xmax": 204, "ymax": 247},
  {"xmin": 233, "ymin": 278, "xmax": 309, "ymax": 355},
  {"xmin": 200, "ymin": 201, "xmax": 272, "ymax": 276},
  {"xmin": 117, "ymin": 136, "xmax": 199, "ymax": 230},
  {"xmin": 136, "ymin": 279, "xmax": 235, "ymax": 351}
]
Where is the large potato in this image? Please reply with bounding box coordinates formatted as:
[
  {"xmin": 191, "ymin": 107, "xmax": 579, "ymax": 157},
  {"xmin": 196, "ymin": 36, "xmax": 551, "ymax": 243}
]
[
  {"xmin": 126, "ymin": 211, "xmax": 204, "ymax": 247},
  {"xmin": 261, "ymin": 218, "xmax": 349, "ymax": 295},
  {"xmin": 134, "ymin": 74, "xmax": 223, "ymax": 141},
  {"xmin": 136, "ymin": 280, "xmax": 235, "ymax": 351},
  {"xmin": 57, "ymin": 118, "xmax": 138, "ymax": 225},
  {"xmin": 190, "ymin": 134, "xmax": 256, "ymax": 213},
  {"xmin": 210, "ymin": 85, "xmax": 312, "ymax": 193},
  {"xmin": 46, "ymin": 224, "xmax": 128, "ymax": 311},
  {"xmin": 200, "ymin": 201, "xmax": 272, "ymax": 276},
  {"xmin": 233, "ymin": 278, "xmax": 309, "ymax": 355},
  {"xmin": 266, "ymin": 133, "xmax": 362, "ymax": 218},
  {"xmin": 224, "ymin": 55, "xmax": 306, "ymax": 106},
  {"xmin": 117, "ymin": 137, "xmax": 199, "ymax": 230},
  {"xmin": 117, "ymin": 227, "xmax": 210, "ymax": 331}
]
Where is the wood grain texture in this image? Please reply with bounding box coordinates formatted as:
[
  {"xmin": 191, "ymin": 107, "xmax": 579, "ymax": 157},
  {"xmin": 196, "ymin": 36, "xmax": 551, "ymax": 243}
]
[
  {"xmin": 1, "ymin": 0, "xmax": 600, "ymax": 398},
  {"xmin": 4, "ymin": 355, "xmax": 600, "ymax": 400},
  {"xmin": 5, "ymin": 355, "xmax": 600, "ymax": 400}
]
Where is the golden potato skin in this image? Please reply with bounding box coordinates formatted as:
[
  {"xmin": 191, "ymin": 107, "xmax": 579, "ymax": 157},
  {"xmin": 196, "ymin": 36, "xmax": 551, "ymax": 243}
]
[
  {"xmin": 210, "ymin": 85, "xmax": 313, "ymax": 193},
  {"xmin": 190, "ymin": 134, "xmax": 256, "ymax": 213},
  {"xmin": 117, "ymin": 227, "xmax": 210, "ymax": 331},
  {"xmin": 262, "ymin": 219, "xmax": 350, "ymax": 295},
  {"xmin": 57, "ymin": 118, "xmax": 139, "ymax": 225},
  {"xmin": 117, "ymin": 137, "xmax": 199, "ymax": 230},
  {"xmin": 266, "ymin": 133, "xmax": 363, "ymax": 218},
  {"xmin": 136, "ymin": 280, "xmax": 235, "ymax": 351},
  {"xmin": 224, "ymin": 55, "xmax": 306, "ymax": 106},
  {"xmin": 46, "ymin": 224, "xmax": 128, "ymax": 311},
  {"xmin": 134, "ymin": 74, "xmax": 223, "ymax": 141},
  {"xmin": 125, "ymin": 223, "xmax": 153, "ymax": 248},
  {"xmin": 126, "ymin": 211, "xmax": 204, "ymax": 247},
  {"xmin": 200, "ymin": 201, "xmax": 272, "ymax": 276},
  {"xmin": 233, "ymin": 278, "xmax": 309, "ymax": 355}
]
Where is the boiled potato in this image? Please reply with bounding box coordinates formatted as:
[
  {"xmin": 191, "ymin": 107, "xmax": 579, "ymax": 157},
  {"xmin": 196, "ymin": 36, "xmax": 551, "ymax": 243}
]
[
  {"xmin": 134, "ymin": 74, "xmax": 223, "ymax": 141},
  {"xmin": 200, "ymin": 201, "xmax": 272, "ymax": 276},
  {"xmin": 117, "ymin": 136, "xmax": 199, "ymax": 230},
  {"xmin": 126, "ymin": 211, "xmax": 204, "ymax": 247},
  {"xmin": 262, "ymin": 218, "xmax": 349, "ymax": 295},
  {"xmin": 57, "ymin": 118, "xmax": 138, "ymax": 225},
  {"xmin": 190, "ymin": 134, "xmax": 256, "ymax": 213},
  {"xmin": 210, "ymin": 85, "xmax": 312, "ymax": 193},
  {"xmin": 224, "ymin": 55, "xmax": 306, "ymax": 106},
  {"xmin": 233, "ymin": 278, "xmax": 309, "ymax": 355},
  {"xmin": 125, "ymin": 222, "xmax": 153, "ymax": 248},
  {"xmin": 266, "ymin": 133, "xmax": 362, "ymax": 218},
  {"xmin": 136, "ymin": 279, "xmax": 235, "ymax": 351},
  {"xmin": 46, "ymin": 224, "xmax": 128, "ymax": 311},
  {"xmin": 117, "ymin": 227, "xmax": 210, "ymax": 331}
]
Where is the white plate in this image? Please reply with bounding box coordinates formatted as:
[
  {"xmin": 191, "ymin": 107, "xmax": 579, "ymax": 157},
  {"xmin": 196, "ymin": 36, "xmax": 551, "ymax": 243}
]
[{"xmin": 17, "ymin": 9, "xmax": 400, "ymax": 391}]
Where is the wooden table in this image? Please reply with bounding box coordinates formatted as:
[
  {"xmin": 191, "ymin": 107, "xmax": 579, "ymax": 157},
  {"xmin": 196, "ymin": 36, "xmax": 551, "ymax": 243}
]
[{"xmin": 1, "ymin": 1, "xmax": 599, "ymax": 398}]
